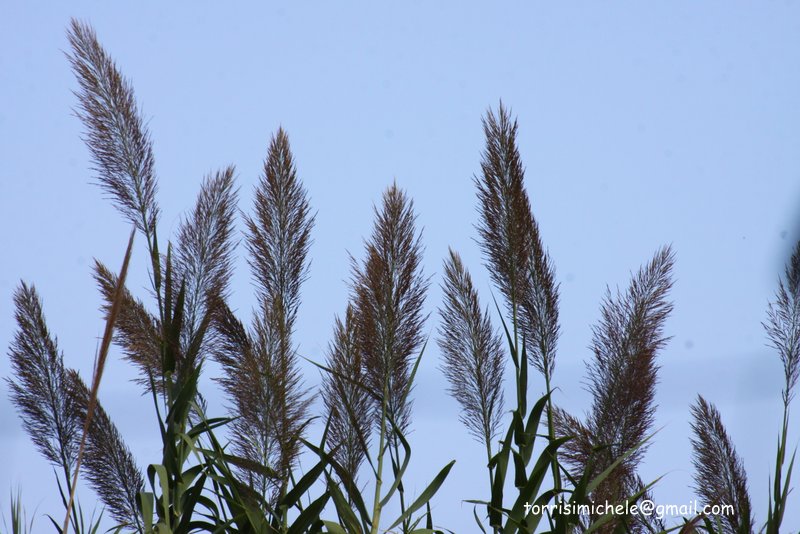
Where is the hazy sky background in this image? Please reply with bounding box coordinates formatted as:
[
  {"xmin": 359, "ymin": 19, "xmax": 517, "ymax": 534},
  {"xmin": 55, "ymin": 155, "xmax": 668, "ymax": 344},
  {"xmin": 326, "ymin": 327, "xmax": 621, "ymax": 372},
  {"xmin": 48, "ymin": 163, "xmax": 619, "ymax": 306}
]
[{"xmin": 2, "ymin": 2, "xmax": 800, "ymax": 531}]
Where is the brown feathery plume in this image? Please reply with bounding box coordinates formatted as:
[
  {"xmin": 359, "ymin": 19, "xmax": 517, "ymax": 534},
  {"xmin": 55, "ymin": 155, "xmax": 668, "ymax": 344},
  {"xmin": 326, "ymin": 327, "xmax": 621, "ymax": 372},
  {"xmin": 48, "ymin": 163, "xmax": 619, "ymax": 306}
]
[
  {"xmin": 67, "ymin": 369, "xmax": 144, "ymax": 530},
  {"xmin": 322, "ymin": 305, "xmax": 372, "ymax": 487},
  {"xmin": 352, "ymin": 183, "xmax": 428, "ymax": 433},
  {"xmin": 475, "ymin": 103, "xmax": 559, "ymax": 377},
  {"xmin": 213, "ymin": 129, "xmax": 314, "ymax": 499},
  {"xmin": 174, "ymin": 166, "xmax": 238, "ymax": 361},
  {"xmin": 6, "ymin": 283, "xmax": 81, "ymax": 475},
  {"xmin": 556, "ymin": 246, "xmax": 674, "ymax": 527},
  {"xmin": 475, "ymin": 103, "xmax": 533, "ymax": 318},
  {"xmin": 245, "ymin": 128, "xmax": 314, "ymax": 330},
  {"xmin": 94, "ymin": 260, "xmax": 162, "ymax": 390},
  {"xmin": 437, "ymin": 248, "xmax": 504, "ymax": 453},
  {"xmin": 690, "ymin": 396, "xmax": 753, "ymax": 534},
  {"xmin": 765, "ymin": 240, "xmax": 800, "ymax": 407},
  {"xmin": 67, "ymin": 19, "xmax": 159, "ymax": 243}
]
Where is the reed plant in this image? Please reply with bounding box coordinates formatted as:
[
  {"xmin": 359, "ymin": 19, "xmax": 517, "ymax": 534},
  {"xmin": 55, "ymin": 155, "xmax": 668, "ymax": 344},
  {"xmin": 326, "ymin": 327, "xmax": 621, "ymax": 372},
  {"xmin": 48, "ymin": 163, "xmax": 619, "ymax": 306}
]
[{"xmin": 4, "ymin": 19, "xmax": 797, "ymax": 534}]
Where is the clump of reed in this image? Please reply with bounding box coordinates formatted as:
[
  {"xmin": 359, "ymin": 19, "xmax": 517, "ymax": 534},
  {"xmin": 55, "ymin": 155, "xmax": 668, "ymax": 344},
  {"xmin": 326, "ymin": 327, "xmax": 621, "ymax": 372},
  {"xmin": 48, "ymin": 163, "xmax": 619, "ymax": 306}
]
[
  {"xmin": 437, "ymin": 103, "xmax": 675, "ymax": 533},
  {"xmin": 4, "ymin": 18, "xmax": 797, "ymax": 534},
  {"xmin": 7, "ymin": 18, "xmax": 452, "ymax": 534}
]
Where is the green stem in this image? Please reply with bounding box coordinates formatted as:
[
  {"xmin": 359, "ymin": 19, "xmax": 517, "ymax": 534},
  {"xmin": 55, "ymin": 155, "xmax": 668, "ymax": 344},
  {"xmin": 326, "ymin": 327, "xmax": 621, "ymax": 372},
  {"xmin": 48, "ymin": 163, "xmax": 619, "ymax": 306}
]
[
  {"xmin": 484, "ymin": 438, "xmax": 499, "ymax": 534},
  {"xmin": 769, "ymin": 401, "xmax": 791, "ymax": 534},
  {"xmin": 370, "ymin": 395, "xmax": 388, "ymax": 534},
  {"xmin": 544, "ymin": 370, "xmax": 561, "ymax": 495}
]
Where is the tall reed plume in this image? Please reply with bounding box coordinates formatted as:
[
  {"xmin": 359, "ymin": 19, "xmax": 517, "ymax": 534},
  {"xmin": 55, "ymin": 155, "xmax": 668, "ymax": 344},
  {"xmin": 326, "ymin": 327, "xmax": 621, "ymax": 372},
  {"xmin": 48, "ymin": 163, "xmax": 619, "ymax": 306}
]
[
  {"xmin": 766, "ymin": 240, "xmax": 800, "ymax": 407},
  {"xmin": 347, "ymin": 182, "xmax": 429, "ymax": 534},
  {"xmin": 475, "ymin": 103, "xmax": 559, "ymax": 378},
  {"xmin": 213, "ymin": 129, "xmax": 314, "ymax": 499},
  {"xmin": 7, "ymin": 283, "xmax": 81, "ymax": 478},
  {"xmin": 174, "ymin": 166, "xmax": 238, "ymax": 364},
  {"xmin": 473, "ymin": 104, "xmax": 562, "ymax": 517},
  {"xmin": 351, "ymin": 183, "xmax": 428, "ymax": 434}
]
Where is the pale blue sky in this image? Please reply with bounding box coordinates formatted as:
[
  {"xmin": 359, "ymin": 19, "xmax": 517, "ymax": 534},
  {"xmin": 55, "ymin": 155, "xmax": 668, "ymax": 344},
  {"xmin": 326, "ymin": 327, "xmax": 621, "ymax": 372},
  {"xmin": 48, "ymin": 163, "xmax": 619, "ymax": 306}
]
[{"xmin": 2, "ymin": 2, "xmax": 800, "ymax": 532}]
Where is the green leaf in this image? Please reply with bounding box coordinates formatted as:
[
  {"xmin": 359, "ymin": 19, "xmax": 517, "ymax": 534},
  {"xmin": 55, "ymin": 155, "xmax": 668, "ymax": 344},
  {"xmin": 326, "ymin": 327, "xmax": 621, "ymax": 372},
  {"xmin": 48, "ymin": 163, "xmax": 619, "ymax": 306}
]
[
  {"xmin": 386, "ymin": 460, "xmax": 455, "ymax": 531},
  {"xmin": 327, "ymin": 477, "xmax": 363, "ymax": 534},
  {"xmin": 286, "ymin": 492, "xmax": 329, "ymax": 534},
  {"xmin": 281, "ymin": 460, "xmax": 327, "ymax": 509}
]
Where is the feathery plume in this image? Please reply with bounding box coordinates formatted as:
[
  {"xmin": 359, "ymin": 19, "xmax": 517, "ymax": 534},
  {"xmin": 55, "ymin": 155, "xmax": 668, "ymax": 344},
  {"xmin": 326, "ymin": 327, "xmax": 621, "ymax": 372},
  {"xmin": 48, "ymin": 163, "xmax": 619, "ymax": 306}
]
[
  {"xmin": 587, "ymin": 246, "xmax": 674, "ymax": 468},
  {"xmin": 174, "ymin": 166, "xmax": 238, "ymax": 359},
  {"xmin": 690, "ymin": 396, "xmax": 753, "ymax": 534},
  {"xmin": 475, "ymin": 103, "xmax": 533, "ymax": 316},
  {"xmin": 556, "ymin": 246, "xmax": 674, "ymax": 522},
  {"xmin": 245, "ymin": 128, "xmax": 314, "ymax": 329},
  {"xmin": 67, "ymin": 19, "xmax": 159, "ymax": 241},
  {"xmin": 765, "ymin": 240, "xmax": 800, "ymax": 406},
  {"xmin": 475, "ymin": 103, "xmax": 559, "ymax": 376},
  {"xmin": 322, "ymin": 305, "xmax": 372, "ymax": 484},
  {"xmin": 6, "ymin": 283, "xmax": 81, "ymax": 472},
  {"xmin": 352, "ymin": 183, "xmax": 428, "ymax": 433},
  {"xmin": 67, "ymin": 369, "xmax": 144, "ymax": 530},
  {"xmin": 214, "ymin": 129, "xmax": 314, "ymax": 498},
  {"xmin": 438, "ymin": 248, "xmax": 504, "ymax": 449}
]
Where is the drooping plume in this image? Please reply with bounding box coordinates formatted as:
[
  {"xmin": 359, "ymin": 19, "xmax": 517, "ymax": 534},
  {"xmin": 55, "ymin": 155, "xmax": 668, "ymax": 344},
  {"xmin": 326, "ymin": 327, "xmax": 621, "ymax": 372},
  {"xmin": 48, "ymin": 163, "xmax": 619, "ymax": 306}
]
[
  {"xmin": 7, "ymin": 282, "xmax": 144, "ymax": 530},
  {"xmin": 438, "ymin": 248, "xmax": 504, "ymax": 450},
  {"xmin": 352, "ymin": 183, "xmax": 428, "ymax": 433},
  {"xmin": 690, "ymin": 396, "xmax": 753, "ymax": 534}
]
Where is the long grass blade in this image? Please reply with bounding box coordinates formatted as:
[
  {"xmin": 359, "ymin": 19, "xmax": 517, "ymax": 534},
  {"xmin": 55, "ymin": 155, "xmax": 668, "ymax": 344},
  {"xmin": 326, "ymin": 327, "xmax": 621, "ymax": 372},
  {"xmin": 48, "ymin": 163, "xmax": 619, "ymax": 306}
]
[{"xmin": 62, "ymin": 228, "xmax": 135, "ymax": 534}]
